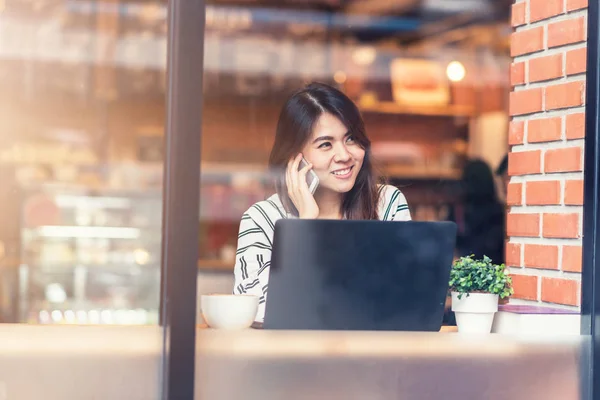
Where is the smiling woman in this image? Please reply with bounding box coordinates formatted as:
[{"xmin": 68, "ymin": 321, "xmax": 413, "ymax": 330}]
[{"xmin": 232, "ymin": 82, "xmax": 412, "ymax": 322}]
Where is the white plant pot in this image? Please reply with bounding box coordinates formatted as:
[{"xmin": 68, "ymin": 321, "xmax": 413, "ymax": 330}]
[{"xmin": 451, "ymin": 292, "xmax": 499, "ymax": 334}]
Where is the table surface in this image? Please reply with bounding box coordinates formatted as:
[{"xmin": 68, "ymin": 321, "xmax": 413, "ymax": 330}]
[
  {"xmin": 0, "ymin": 324, "xmax": 581, "ymax": 400},
  {"xmin": 197, "ymin": 323, "xmax": 459, "ymax": 332}
]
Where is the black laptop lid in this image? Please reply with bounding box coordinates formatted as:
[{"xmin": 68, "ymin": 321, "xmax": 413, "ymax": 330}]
[{"xmin": 264, "ymin": 219, "xmax": 457, "ymax": 331}]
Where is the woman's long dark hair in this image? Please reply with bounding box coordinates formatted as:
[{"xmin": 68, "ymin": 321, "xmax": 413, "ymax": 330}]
[{"xmin": 268, "ymin": 82, "xmax": 379, "ymax": 220}]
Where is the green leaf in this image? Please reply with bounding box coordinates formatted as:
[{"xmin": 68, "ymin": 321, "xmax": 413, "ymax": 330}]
[{"xmin": 449, "ymin": 255, "xmax": 513, "ymax": 298}]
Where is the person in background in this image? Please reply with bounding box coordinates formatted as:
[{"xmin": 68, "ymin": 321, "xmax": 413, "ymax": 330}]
[
  {"xmin": 447, "ymin": 159, "xmax": 505, "ymax": 265},
  {"xmin": 443, "ymin": 159, "xmax": 506, "ymax": 325},
  {"xmin": 232, "ymin": 82, "xmax": 411, "ymax": 323},
  {"xmin": 496, "ymin": 154, "xmax": 509, "ymax": 200}
]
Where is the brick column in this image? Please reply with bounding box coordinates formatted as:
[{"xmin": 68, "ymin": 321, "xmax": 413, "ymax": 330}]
[{"xmin": 507, "ymin": 0, "xmax": 587, "ymax": 308}]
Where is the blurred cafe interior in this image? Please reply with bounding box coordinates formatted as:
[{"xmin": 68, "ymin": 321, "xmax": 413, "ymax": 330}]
[{"xmin": 0, "ymin": 0, "xmax": 512, "ymax": 325}]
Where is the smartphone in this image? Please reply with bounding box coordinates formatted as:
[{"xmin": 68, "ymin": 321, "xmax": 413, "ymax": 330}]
[{"xmin": 299, "ymin": 157, "xmax": 319, "ymax": 194}]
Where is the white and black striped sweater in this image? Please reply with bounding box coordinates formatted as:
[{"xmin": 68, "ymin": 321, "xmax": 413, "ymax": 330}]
[{"xmin": 232, "ymin": 184, "xmax": 411, "ymax": 322}]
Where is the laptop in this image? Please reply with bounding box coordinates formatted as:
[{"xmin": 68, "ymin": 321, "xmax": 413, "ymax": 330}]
[{"xmin": 263, "ymin": 219, "xmax": 457, "ymax": 331}]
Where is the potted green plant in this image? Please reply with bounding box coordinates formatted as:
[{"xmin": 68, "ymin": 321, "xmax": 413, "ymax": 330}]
[{"xmin": 449, "ymin": 255, "xmax": 514, "ymax": 333}]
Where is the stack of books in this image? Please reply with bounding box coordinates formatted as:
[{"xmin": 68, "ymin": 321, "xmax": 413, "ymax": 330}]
[{"xmin": 491, "ymin": 304, "xmax": 580, "ymax": 335}]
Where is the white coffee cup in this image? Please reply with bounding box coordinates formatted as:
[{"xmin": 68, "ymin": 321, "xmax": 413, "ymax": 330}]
[{"xmin": 201, "ymin": 294, "xmax": 259, "ymax": 329}]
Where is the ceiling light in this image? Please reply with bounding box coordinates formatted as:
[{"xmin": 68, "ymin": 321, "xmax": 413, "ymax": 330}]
[
  {"xmin": 446, "ymin": 61, "xmax": 466, "ymax": 82},
  {"xmin": 352, "ymin": 47, "xmax": 377, "ymax": 66},
  {"xmin": 334, "ymin": 71, "xmax": 347, "ymax": 84}
]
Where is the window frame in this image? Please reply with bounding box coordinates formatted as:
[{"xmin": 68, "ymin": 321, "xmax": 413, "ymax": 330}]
[
  {"xmin": 161, "ymin": 0, "xmax": 600, "ymax": 398},
  {"xmin": 582, "ymin": 1, "xmax": 600, "ymax": 399},
  {"xmin": 160, "ymin": 0, "xmax": 205, "ymax": 399}
]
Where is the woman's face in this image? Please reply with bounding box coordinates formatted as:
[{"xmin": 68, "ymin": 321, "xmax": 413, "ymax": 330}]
[{"xmin": 301, "ymin": 112, "xmax": 365, "ymax": 194}]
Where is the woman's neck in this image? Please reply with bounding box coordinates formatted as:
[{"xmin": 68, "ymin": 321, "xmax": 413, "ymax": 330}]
[{"xmin": 314, "ymin": 188, "xmax": 343, "ymax": 219}]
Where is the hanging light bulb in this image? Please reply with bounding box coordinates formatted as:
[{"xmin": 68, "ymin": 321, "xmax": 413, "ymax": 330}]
[
  {"xmin": 334, "ymin": 71, "xmax": 347, "ymax": 84},
  {"xmin": 446, "ymin": 61, "xmax": 466, "ymax": 82},
  {"xmin": 352, "ymin": 47, "xmax": 377, "ymax": 66}
]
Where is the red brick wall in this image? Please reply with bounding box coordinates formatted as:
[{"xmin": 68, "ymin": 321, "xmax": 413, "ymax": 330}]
[{"xmin": 508, "ymin": 0, "xmax": 587, "ymax": 308}]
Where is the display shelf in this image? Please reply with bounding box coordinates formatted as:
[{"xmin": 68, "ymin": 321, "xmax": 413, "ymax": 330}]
[
  {"xmin": 359, "ymin": 101, "xmax": 475, "ymax": 118},
  {"xmin": 18, "ymin": 186, "xmax": 162, "ymax": 325},
  {"xmin": 198, "ymin": 259, "xmax": 234, "ymax": 272},
  {"xmin": 382, "ymin": 165, "xmax": 462, "ymax": 180}
]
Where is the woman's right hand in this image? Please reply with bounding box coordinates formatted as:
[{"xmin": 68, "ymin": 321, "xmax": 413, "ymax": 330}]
[{"xmin": 286, "ymin": 154, "xmax": 319, "ymax": 219}]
